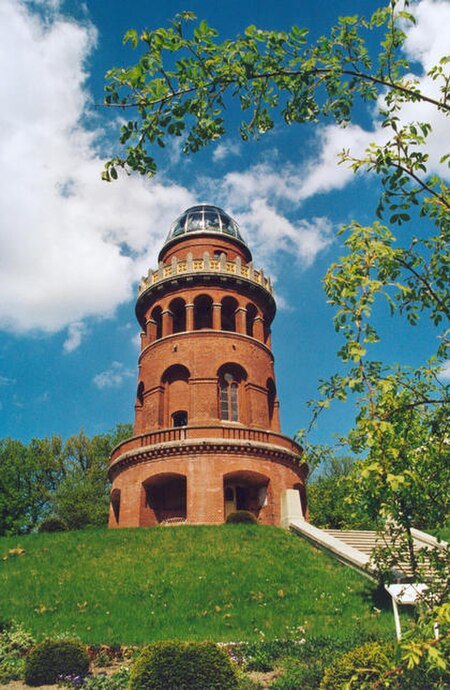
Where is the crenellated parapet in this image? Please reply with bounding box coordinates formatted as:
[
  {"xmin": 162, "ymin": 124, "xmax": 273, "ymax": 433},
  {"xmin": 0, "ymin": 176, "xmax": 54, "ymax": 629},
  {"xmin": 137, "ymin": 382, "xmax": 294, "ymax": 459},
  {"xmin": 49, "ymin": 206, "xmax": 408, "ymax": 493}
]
[{"xmin": 138, "ymin": 252, "xmax": 272, "ymax": 296}]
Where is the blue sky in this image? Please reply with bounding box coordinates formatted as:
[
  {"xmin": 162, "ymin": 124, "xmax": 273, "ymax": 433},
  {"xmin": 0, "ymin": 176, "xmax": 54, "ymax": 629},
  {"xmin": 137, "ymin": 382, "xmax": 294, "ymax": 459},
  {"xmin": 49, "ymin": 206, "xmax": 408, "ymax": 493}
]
[{"xmin": 0, "ymin": 0, "xmax": 448, "ymax": 445}]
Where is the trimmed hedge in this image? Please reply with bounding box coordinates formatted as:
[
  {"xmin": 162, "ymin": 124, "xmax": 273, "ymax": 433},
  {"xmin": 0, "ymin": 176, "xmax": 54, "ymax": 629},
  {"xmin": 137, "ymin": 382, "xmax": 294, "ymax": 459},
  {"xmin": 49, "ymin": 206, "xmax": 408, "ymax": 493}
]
[
  {"xmin": 129, "ymin": 641, "xmax": 239, "ymax": 690},
  {"xmin": 38, "ymin": 516, "xmax": 68, "ymax": 533},
  {"xmin": 24, "ymin": 639, "xmax": 89, "ymax": 686},
  {"xmin": 226, "ymin": 511, "xmax": 258, "ymax": 524}
]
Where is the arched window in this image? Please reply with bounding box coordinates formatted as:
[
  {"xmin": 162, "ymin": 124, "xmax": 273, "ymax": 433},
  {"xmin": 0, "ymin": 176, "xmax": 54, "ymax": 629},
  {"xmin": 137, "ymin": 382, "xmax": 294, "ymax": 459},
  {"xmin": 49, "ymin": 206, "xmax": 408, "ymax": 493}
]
[
  {"xmin": 246, "ymin": 303, "xmax": 258, "ymax": 337},
  {"xmin": 137, "ymin": 381, "xmax": 144, "ymax": 406},
  {"xmin": 151, "ymin": 306, "xmax": 163, "ymax": 340},
  {"xmin": 218, "ymin": 364, "xmax": 247, "ymax": 422},
  {"xmin": 161, "ymin": 365, "xmax": 190, "ymax": 427},
  {"xmin": 267, "ymin": 378, "xmax": 276, "ymax": 426},
  {"xmin": 110, "ymin": 489, "xmax": 121, "ymax": 524},
  {"xmin": 194, "ymin": 294, "xmax": 213, "ymax": 330},
  {"xmin": 172, "ymin": 410, "xmax": 188, "ymax": 427},
  {"xmin": 169, "ymin": 298, "xmax": 186, "ymax": 333},
  {"xmin": 221, "ymin": 296, "xmax": 238, "ymax": 332}
]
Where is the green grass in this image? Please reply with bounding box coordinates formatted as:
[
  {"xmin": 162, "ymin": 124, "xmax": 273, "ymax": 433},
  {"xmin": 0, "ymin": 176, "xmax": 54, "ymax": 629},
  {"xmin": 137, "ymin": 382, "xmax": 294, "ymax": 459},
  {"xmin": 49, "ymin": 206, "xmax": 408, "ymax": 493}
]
[{"xmin": 0, "ymin": 526, "xmax": 393, "ymax": 645}]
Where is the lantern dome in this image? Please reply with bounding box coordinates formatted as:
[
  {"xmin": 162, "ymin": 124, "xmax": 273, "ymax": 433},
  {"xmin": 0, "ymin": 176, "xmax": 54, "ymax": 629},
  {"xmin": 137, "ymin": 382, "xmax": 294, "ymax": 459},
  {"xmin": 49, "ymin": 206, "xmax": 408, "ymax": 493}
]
[{"xmin": 165, "ymin": 204, "xmax": 246, "ymax": 244}]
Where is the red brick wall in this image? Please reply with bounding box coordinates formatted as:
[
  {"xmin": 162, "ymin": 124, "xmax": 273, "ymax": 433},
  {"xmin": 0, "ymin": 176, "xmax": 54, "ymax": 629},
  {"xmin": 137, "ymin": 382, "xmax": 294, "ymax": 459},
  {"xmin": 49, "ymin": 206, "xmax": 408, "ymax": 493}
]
[
  {"xmin": 109, "ymin": 446, "xmax": 306, "ymax": 527},
  {"xmin": 110, "ymin": 229, "xmax": 307, "ymax": 528}
]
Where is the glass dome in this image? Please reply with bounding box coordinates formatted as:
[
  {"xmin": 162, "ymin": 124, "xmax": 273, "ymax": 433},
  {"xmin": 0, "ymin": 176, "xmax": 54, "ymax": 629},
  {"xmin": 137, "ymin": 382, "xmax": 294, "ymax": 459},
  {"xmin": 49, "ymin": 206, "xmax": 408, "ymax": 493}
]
[{"xmin": 166, "ymin": 204, "xmax": 246, "ymax": 244}]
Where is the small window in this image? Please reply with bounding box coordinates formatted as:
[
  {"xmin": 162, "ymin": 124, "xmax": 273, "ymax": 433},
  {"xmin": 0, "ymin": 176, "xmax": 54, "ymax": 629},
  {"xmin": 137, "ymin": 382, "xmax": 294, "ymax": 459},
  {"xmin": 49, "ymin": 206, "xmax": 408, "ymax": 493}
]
[
  {"xmin": 220, "ymin": 373, "xmax": 239, "ymax": 421},
  {"xmin": 137, "ymin": 381, "xmax": 144, "ymax": 406},
  {"xmin": 172, "ymin": 410, "xmax": 188, "ymax": 427}
]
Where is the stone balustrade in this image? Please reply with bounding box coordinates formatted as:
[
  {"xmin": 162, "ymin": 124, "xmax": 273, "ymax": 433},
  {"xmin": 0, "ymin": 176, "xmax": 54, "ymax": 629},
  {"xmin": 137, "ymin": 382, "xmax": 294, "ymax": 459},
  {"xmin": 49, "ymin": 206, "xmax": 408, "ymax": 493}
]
[
  {"xmin": 110, "ymin": 424, "xmax": 302, "ymax": 465},
  {"xmin": 138, "ymin": 252, "xmax": 272, "ymax": 296}
]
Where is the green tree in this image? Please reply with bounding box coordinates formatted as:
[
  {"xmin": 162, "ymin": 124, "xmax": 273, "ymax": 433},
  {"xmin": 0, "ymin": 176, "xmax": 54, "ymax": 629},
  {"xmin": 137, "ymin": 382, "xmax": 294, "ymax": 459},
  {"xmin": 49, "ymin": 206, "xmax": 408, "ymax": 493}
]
[
  {"xmin": 0, "ymin": 424, "xmax": 132, "ymax": 534},
  {"xmin": 305, "ymin": 454, "xmax": 374, "ymax": 529},
  {"xmin": 102, "ymin": 0, "xmax": 449, "ymax": 657},
  {"xmin": 51, "ymin": 424, "xmax": 132, "ymax": 530},
  {"xmin": 0, "ymin": 436, "xmax": 64, "ymax": 535}
]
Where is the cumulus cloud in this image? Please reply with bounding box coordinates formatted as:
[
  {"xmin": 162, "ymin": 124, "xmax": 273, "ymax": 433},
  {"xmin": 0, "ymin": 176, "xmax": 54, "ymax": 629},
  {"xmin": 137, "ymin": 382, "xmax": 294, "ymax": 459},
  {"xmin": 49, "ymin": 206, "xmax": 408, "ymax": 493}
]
[
  {"xmin": 63, "ymin": 322, "xmax": 87, "ymax": 353},
  {"xmin": 0, "ymin": 0, "xmax": 193, "ymax": 336},
  {"xmin": 212, "ymin": 140, "xmax": 241, "ymax": 161},
  {"xmin": 238, "ymin": 200, "xmax": 332, "ymax": 268},
  {"xmin": 1, "ymin": 0, "xmax": 445, "ymax": 343},
  {"xmin": 92, "ymin": 361, "xmax": 134, "ymax": 389}
]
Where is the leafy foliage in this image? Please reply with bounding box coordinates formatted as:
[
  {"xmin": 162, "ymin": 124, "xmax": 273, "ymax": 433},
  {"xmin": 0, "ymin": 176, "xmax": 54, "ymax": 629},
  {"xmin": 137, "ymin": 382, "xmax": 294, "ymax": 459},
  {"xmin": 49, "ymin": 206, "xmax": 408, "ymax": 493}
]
[
  {"xmin": 306, "ymin": 454, "xmax": 375, "ymax": 529},
  {"xmin": 102, "ymin": 4, "xmax": 449, "ymax": 183},
  {"xmin": 0, "ymin": 424, "xmax": 132, "ymax": 535},
  {"xmin": 24, "ymin": 638, "xmax": 90, "ymax": 686},
  {"xmin": 129, "ymin": 641, "xmax": 239, "ymax": 690},
  {"xmin": 319, "ymin": 640, "xmax": 394, "ymax": 690},
  {"xmin": 38, "ymin": 516, "xmax": 68, "ymax": 533},
  {"xmin": 0, "ymin": 620, "xmax": 34, "ymax": 684}
]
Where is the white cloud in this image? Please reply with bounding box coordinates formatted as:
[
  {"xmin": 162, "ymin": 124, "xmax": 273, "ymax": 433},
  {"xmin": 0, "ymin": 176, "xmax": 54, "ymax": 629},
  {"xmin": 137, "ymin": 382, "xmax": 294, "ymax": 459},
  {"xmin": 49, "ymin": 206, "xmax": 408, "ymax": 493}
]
[
  {"xmin": 63, "ymin": 321, "xmax": 87, "ymax": 353},
  {"xmin": 238, "ymin": 199, "xmax": 333, "ymax": 268},
  {"xmin": 92, "ymin": 361, "xmax": 134, "ymax": 389},
  {"xmin": 2, "ymin": 0, "xmax": 444, "ymax": 343},
  {"xmin": 0, "ymin": 375, "xmax": 16, "ymax": 386},
  {"xmin": 0, "ymin": 0, "xmax": 193, "ymax": 336},
  {"xmin": 212, "ymin": 141, "xmax": 241, "ymax": 162}
]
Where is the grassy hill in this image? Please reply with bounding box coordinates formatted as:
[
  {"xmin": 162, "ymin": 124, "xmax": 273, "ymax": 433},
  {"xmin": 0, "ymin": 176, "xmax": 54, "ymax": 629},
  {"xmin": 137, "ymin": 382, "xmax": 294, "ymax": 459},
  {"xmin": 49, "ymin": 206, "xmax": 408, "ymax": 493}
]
[{"xmin": 0, "ymin": 525, "xmax": 393, "ymax": 645}]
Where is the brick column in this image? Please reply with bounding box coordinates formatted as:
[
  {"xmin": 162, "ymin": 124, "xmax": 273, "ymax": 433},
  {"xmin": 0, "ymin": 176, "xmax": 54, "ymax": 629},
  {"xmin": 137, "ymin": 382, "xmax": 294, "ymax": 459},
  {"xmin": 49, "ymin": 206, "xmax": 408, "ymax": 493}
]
[
  {"xmin": 212, "ymin": 302, "xmax": 221, "ymax": 330},
  {"xmin": 253, "ymin": 315, "xmax": 265, "ymax": 341},
  {"xmin": 147, "ymin": 318, "xmax": 157, "ymax": 343},
  {"xmin": 161, "ymin": 309, "xmax": 173, "ymax": 337},
  {"xmin": 185, "ymin": 303, "xmax": 194, "ymax": 331},
  {"xmin": 235, "ymin": 307, "xmax": 246, "ymax": 334},
  {"xmin": 186, "ymin": 454, "xmax": 224, "ymax": 524}
]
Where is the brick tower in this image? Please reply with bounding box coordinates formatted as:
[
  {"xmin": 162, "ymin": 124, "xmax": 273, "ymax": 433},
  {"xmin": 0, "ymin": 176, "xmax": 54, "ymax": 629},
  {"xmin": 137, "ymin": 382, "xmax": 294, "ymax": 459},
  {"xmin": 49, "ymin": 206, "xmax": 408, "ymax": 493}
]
[{"xmin": 108, "ymin": 204, "xmax": 307, "ymax": 527}]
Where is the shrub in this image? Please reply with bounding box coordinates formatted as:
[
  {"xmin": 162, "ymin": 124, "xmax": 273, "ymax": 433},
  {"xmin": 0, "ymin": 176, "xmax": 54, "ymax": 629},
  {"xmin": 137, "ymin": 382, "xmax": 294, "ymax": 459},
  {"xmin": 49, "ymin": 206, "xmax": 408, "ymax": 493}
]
[
  {"xmin": 129, "ymin": 641, "xmax": 239, "ymax": 690},
  {"xmin": 319, "ymin": 641, "xmax": 393, "ymax": 690},
  {"xmin": 0, "ymin": 620, "xmax": 34, "ymax": 684},
  {"xmin": 226, "ymin": 511, "xmax": 258, "ymax": 524},
  {"xmin": 24, "ymin": 639, "xmax": 89, "ymax": 686},
  {"xmin": 38, "ymin": 516, "xmax": 68, "ymax": 532}
]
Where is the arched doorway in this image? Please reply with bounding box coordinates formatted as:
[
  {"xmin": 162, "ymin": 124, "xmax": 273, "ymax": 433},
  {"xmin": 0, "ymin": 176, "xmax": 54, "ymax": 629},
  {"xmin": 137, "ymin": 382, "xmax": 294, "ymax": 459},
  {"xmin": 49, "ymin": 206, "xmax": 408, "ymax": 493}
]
[
  {"xmin": 223, "ymin": 470, "xmax": 270, "ymax": 520},
  {"xmin": 143, "ymin": 473, "xmax": 187, "ymax": 525}
]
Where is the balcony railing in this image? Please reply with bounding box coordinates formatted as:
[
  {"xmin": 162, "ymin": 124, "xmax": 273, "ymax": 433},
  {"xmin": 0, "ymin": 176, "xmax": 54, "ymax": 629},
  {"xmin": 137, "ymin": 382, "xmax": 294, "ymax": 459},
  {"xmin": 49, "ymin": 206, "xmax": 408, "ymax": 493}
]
[
  {"xmin": 110, "ymin": 425, "xmax": 302, "ymax": 464},
  {"xmin": 138, "ymin": 253, "xmax": 272, "ymax": 296}
]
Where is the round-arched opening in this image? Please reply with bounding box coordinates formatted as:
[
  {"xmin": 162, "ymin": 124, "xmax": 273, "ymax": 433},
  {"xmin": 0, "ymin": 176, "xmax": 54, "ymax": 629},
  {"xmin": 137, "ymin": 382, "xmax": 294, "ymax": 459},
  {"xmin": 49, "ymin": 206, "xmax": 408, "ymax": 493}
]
[
  {"xmin": 267, "ymin": 378, "xmax": 276, "ymax": 426},
  {"xmin": 194, "ymin": 294, "xmax": 213, "ymax": 330},
  {"xmin": 170, "ymin": 297, "xmax": 186, "ymax": 334},
  {"xmin": 144, "ymin": 473, "xmax": 187, "ymax": 524},
  {"xmin": 110, "ymin": 488, "xmax": 121, "ymax": 526},
  {"xmin": 217, "ymin": 363, "xmax": 247, "ymax": 423},
  {"xmin": 221, "ymin": 296, "xmax": 238, "ymax": 332},
  {"xmin": 161, "ymin": 364, "xmax": 190, "ymax": 384},
  {"xmin": 161, "ymin": 365, "xmax": 190, "ymax": 428},
  {"xmin": 136, "ymin": 381, "xmax": 144, "ymax": 406},
  {"xmin": 246, "ymin": 303, "xmax": 258, "ymax": 337},
  {"xmin": 172, "ymin": 410, "xmax": 188, "ymax": 427},
  {"xmin": 223, "ymin": 470, "xmax": 270, "ymax": 520},
  {"xmin": 151, "ymin": 306, "xmax": 163, "ymax": 340}
]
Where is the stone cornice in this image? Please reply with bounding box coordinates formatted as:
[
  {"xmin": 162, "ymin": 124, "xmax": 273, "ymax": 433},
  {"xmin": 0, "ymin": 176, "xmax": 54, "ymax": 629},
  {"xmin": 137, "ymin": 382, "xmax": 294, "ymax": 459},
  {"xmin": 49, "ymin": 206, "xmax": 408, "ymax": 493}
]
[{"xmin": 108, "ymin": 437, "xmax": 307, "ymax": 481}]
